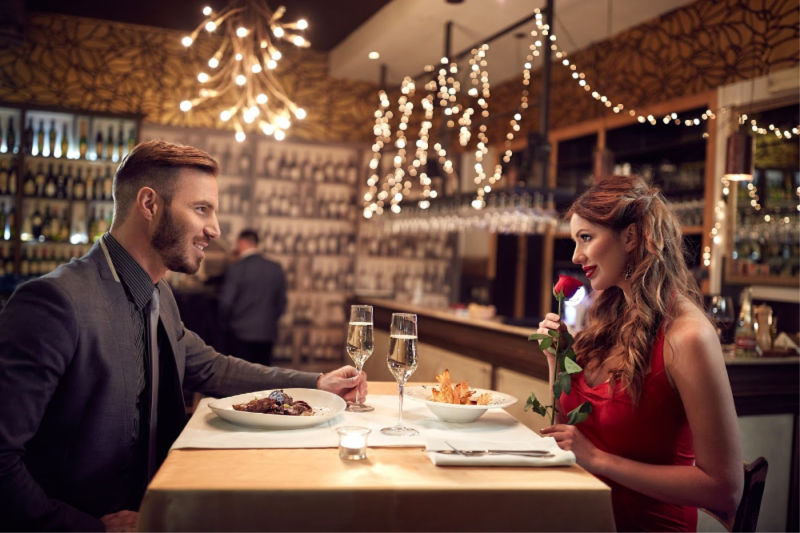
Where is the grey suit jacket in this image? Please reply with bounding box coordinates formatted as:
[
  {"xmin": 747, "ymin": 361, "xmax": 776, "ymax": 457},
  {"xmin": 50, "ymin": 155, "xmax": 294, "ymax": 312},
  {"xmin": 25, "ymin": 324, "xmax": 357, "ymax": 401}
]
[
  {"xmin": 0, "ymin": 242, "xmax": 317, "ymax": 531},
  {"xmin": 218, "ymin": 253, "xmax": 287, "ymax": 342}
]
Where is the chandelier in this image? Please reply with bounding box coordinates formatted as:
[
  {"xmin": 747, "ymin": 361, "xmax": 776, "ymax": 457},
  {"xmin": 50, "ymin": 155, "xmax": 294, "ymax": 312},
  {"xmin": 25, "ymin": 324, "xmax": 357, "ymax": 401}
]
[{"xmin": 179, "ymin": 1, "xmax": 309, "ymax": 142}]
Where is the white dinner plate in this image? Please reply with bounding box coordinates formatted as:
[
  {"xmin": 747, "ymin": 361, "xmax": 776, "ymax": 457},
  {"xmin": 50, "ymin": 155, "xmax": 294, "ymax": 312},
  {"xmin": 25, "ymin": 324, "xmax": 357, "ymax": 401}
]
[
  {"xmin": 208, "ymin": 388, "xmax": 346, "ymax": 429},
  {"xmin": 405, "ymin": 385, "xmax": 517, "ymax": 423}
]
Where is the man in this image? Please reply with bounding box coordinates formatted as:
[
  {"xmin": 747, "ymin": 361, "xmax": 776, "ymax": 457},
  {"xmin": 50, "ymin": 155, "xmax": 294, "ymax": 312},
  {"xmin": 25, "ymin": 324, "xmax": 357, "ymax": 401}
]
[
  {"xmin": 0, "ymin": 141, "xmax": 366, "ymax": 531},
  {"xmin": 219, "ymin": 229, "xmax": 285, "ymax": 365}
]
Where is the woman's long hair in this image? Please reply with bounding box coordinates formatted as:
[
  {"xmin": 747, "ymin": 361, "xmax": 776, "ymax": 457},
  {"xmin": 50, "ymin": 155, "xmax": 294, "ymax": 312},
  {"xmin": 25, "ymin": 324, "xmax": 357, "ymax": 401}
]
[{"xmin": 567, "ymin": 175, "xmax": 703, "ymax": 403}]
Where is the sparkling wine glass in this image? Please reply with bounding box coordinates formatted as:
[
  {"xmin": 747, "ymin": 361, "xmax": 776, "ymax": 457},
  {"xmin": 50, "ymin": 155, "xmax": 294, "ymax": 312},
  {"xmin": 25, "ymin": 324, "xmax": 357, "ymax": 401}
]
[
  {"xmin": 381, "ymin": 313, "xmax": 419, "ymax": 436},
  {"xmin": 345, "ymin": 305, "xmax": 374, "ymax": 412},
  {"xmin": 708, "ymin": 295, "xmax": 735, "ymax": 345}
]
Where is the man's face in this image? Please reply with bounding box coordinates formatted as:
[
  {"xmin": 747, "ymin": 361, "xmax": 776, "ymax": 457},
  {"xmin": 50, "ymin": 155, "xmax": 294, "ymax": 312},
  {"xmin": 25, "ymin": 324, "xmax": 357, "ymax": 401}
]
[{"xmin": 151, "ymin": 169, "xmax": 220, "ymax": 274}]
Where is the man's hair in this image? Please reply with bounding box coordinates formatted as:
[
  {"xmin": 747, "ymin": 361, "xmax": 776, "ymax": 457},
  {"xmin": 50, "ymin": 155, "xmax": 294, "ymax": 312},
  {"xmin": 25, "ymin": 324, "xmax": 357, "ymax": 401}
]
[
  {"xmin": 238, "ymin": 228, "xmax": 259, "ymax": 246},
  {"xmin": 112, "ymin": 140, "xmax": 219, "ymax": 224}
]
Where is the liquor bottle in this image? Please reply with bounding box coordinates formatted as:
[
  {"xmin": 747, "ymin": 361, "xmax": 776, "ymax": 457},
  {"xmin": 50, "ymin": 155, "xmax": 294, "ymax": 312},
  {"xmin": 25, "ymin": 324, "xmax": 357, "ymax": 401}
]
[
  {"xmin": 95, "ymin": 130, "xmax": 104, "ymax": 160},
  {"xmin": 36, "ymin": 120, "xmax": 45, "ymax": 156},
  {"xmin": 734, "ymin": 287, "xmax": 757, "ymax": 358},
  {"xmin": 6, "ymin": 116, "xmax": 16, "ymax": 154},
  {"xmin": 102, "ymin": 165, "xmax": 113, "ymax": 200},
  {"xmin": 55, "ymin": 163, "xmax": 67, "ymax": 199},
  {"xmin": 78, "ymin": 120, "xmax": 88, "ymax": 159},
  {"xmin": 85, "ymin": 167, "xmax": 95, "ymax": 201},
  {"xmin": 60, "ymin": 122, "xmax": 69, "ymax": 159},
  {"xmin": 48, "ymin": 119, "xmax": 56, "ymax": 157}
]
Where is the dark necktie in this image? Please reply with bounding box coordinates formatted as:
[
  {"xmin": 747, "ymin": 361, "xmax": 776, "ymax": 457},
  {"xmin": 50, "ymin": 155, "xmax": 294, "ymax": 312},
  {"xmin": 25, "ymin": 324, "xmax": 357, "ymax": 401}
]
[{"xmin": 146, "ymin": 286, "xmax": 160, "ymax": 479}]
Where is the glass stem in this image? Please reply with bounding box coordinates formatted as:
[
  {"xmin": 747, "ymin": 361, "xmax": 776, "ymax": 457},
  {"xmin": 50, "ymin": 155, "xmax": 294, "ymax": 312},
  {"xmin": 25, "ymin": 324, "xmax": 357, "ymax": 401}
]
[
  {"xmin": 354, "ymin": 367, "xmax": 361, "ymax": 404},
  {"xmin": 397, "ymin": 382, "xmax": 405, "ymax": 426}
]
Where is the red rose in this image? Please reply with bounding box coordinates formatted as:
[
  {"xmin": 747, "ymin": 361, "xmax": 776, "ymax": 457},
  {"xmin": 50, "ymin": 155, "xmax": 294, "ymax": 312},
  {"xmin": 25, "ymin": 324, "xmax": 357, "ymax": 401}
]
[{"xmin": 553, "ymin": 274, "xmax": 583, "ymax": 301}]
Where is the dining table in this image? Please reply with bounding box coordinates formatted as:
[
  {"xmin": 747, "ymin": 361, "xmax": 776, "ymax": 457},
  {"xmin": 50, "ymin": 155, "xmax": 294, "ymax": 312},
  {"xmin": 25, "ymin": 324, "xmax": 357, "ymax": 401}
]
[{"xmin": 136, "ymin": 381, "xmax": 614, "ymax": 532}]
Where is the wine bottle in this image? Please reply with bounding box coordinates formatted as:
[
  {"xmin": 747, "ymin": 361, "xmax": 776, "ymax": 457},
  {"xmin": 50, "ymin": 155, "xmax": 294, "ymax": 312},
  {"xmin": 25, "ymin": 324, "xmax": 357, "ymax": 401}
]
[
  {"xmin": 72, "ymin": 167, "xmax": 85, "ymax": 200},
  {"xmin": 36, "ymin": 120, "xmax": 45, "ymax": 156},
  {"xmin": 60, "ymin": 122, "xmax": 69, "ymax": 159},
  {"xmin": 106, "ymin": 125, "xmax": 114, "ymax": 161},
  {"xmin": 0, "ymin": 159, "xmax": 8, "ymax": 195},
  {"xmin": 127, "ymin": 127, "xmax": 136, "ymax": 155},
  {"xmin": 117, "ymin": 125, "xmax": 125, "ymax": 161},
  {"xmin": 31, "ymin": 203, "xmax": 43, "ymax": 241},
  {"xmin": 34, "ymin": 162, "xmax": 46, "ymax": 197},
  {"xmin": 78, "ymin": 120, "xmax": 88, "ymax": 159},
  {"xmin": 44, "ymin": 163, "xmax": 57, "ymax": 198},
  {"xmin": 48, "ymin": 119, "xmax": 56, "ymax": 158},
  {"xmin": 23, "ymin": 118, "xmax": 33, "ymax": 156},
  {"xmin": 95, "ymin": 130, "xmax": 104, "ymax": 160},
  {"xmin": 6, "ymin": 116, "xmax": 16, "ymax": 155}
]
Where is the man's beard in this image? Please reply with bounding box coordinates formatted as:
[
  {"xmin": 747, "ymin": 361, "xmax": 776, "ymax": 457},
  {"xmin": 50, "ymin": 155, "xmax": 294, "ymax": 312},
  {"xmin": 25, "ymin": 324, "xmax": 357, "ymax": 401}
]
[{"xmin": 151, "ymin": 206, "xmax": 202, "ymax": 274}]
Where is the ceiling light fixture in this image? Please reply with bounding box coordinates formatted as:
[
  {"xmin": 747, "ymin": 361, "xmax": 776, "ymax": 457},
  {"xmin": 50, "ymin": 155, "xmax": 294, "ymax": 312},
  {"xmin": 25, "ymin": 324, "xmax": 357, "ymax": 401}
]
[
  {"xmin": 723, "ymin": 130, "xmax": 754, "ymax": 182},
  {"xmin": 180, "ymin": 2, "xmax": 309, "ymax": 143}
]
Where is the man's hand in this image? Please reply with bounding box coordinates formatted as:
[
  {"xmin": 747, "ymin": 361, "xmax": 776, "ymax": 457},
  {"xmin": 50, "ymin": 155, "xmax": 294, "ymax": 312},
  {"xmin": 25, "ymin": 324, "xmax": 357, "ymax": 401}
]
[
  {"xmin": 101, "ymin": 510, "xmax": 138, "ymax": 532},
  {"xmin": 317, "ymin": 365, "xmax": 367, "ymax": 402}
]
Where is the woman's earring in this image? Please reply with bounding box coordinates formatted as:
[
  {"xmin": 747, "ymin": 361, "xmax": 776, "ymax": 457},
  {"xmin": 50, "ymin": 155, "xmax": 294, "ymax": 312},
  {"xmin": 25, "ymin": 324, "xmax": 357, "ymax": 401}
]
[{"xmin": 624, "ymin": 263, "xmax": 633, "ymax": 280}]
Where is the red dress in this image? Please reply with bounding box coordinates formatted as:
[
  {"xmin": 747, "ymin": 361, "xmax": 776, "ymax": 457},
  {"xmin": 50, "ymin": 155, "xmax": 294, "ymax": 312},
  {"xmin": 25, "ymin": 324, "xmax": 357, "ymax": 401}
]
[{"xmin": 560, "ymin": 329, "xmax": 697, "ymax": 532}]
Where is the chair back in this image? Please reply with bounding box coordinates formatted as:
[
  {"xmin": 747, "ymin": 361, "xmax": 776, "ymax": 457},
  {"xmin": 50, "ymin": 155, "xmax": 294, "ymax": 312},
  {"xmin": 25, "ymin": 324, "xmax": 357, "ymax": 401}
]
[
  {"xmin": 705, "ymin": 457, "xmax": 769, "ymax": 532},
  {"xmin": 733, "ymin": 456, "xmax": 768, "ymax": 532}
]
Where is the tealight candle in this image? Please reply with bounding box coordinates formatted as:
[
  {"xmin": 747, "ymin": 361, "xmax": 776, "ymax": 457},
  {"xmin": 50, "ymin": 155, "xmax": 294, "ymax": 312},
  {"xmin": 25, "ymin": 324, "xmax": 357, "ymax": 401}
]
[{"xmin": 337, "ymin": 426, "xmax": 371, "ymax": 461}]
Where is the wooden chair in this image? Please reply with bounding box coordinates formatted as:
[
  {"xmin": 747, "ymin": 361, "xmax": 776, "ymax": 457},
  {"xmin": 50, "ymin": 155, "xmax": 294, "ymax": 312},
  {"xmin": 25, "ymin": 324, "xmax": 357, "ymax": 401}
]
[{"xmin": 703, "ymin": 457, "xmax": 769, "ymax": 532}]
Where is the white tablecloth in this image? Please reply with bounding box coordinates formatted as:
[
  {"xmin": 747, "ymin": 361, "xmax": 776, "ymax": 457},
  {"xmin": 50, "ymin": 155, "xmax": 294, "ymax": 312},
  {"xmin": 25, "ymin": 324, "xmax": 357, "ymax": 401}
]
[{"xmin": 172, "ymin": 393, "xmax": 559, "ymax": 453}]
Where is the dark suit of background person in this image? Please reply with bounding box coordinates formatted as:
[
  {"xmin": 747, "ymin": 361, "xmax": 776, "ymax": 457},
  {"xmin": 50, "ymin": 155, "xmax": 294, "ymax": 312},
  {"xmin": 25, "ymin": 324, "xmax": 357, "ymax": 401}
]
[
  {"xmin": 0, "ymin": 237, "xmax": 318, "ymax": 531},
  {"xmin": 219, "ymin": 230, "xmax": 286, "ymax": 365}
]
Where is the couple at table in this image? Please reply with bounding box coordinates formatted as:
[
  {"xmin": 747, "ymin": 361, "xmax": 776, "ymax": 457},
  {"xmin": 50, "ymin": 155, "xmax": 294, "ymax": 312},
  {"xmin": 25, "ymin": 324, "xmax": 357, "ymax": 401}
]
[{"xmin": 0, "ymin": 140, "xmax": 741, "ymax": 533}]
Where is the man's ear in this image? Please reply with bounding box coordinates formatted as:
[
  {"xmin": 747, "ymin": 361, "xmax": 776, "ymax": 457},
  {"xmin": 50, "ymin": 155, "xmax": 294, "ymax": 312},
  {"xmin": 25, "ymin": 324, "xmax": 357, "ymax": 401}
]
[
  {"xmin": 137, "ymin": 187, "xmax": 159, "ymax": 221},
  {"xmin": 624, "ymin": 223, "xmax": 637, "ymax": 252}
]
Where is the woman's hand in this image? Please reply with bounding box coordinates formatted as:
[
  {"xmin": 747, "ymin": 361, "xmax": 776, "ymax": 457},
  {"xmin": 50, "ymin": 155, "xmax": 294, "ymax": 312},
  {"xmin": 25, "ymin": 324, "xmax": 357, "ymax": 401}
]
[
  {"xmin": 537, "ymin": 312, "xmax": 563, "ymax": 364},
  {"xmin": 540, "ymin": 423, "xmax": 603, "ymax": 472}
]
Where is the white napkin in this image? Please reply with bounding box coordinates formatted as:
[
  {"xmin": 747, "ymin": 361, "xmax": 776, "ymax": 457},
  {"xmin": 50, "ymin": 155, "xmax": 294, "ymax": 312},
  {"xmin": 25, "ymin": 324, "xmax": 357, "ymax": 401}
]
[{"xmin": 424, "ymin": 436, "xmax": 576, "ymax": 467}]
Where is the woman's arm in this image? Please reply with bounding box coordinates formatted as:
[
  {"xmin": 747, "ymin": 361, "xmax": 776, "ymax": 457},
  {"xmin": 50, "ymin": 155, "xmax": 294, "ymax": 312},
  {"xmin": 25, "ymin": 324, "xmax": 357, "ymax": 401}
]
[{"xmin": 544, "ymin": 303, "xmax": 743, "ymax": 516}]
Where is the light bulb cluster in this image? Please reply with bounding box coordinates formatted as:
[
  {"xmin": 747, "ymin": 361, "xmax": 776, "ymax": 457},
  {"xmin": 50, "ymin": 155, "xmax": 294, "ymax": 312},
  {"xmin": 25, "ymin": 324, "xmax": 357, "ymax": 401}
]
[
  {"xmin": 179, "ymin": 2, "xmax": 309, "ymax": 143},
  {"xmin": 740, "ymin": 114, "xmax": 799, "ymax": 139}
]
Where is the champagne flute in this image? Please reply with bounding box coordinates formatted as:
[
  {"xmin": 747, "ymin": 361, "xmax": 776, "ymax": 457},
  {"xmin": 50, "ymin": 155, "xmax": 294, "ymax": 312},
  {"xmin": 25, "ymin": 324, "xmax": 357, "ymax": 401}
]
[
  {"xmin": 381, "ymin": 313, "xmax": 419, "ymax": 436},
  {"xmin": 708, "ymin": 295, "xmax": 735, "ymax": 345},
  {"xmin": 345, "ymin": 305, "xmax": 374, "ymax": 412}
]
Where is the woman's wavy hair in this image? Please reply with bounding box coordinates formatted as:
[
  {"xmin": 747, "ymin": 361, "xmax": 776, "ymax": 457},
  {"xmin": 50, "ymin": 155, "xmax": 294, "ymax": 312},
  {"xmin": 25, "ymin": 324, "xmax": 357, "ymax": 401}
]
[{"xmin": 567, "ymin": 175, "xmax": 703, "ymax": 403}]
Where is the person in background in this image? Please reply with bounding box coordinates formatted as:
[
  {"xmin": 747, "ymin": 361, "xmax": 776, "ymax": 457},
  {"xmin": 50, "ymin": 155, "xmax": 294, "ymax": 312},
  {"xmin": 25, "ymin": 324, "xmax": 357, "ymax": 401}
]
[
  {"xmin": 219, "ymin": 228, "xmax": 286, "ymax": 365},
  {"xmin": 536, "ymin": 175, "xmax": 742, "ymax": 531},
  {"xmin": 0, "ymin": 140, "xmax": 366, "ymax": 532}
]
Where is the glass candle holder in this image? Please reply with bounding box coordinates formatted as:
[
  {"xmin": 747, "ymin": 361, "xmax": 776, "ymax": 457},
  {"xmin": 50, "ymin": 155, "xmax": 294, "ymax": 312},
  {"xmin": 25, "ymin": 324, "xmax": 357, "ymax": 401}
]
[{"xmin": 337, "ymin": 426, "xmax": 371, "ymax": 461}]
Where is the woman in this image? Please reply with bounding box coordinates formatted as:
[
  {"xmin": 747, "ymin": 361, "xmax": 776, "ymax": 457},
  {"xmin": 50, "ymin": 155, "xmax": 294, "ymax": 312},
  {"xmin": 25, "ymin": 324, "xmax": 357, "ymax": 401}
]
[{"xmin": 537, "ymin": 175, "xmax": 742, "ymax": 531}]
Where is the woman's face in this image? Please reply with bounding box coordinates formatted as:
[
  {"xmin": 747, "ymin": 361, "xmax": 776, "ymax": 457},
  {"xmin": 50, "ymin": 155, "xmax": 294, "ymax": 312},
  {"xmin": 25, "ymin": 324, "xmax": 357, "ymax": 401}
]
[{"xmin": 570, "ymin": 214, "xmax": 631, "ymax": 291}]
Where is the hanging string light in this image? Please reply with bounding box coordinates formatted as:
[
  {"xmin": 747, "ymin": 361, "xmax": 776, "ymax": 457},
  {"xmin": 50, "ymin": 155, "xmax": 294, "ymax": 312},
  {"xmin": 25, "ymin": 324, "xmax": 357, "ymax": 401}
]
[{"xmin": 179, "ymin": 2, "xmax": 309, "ymax": 143}]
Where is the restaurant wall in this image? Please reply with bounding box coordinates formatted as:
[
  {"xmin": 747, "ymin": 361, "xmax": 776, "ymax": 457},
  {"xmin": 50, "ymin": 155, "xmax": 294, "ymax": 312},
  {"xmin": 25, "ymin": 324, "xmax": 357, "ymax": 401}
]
[
  {"xmin": 0, "ymin": 14, "xmax": 379, "ymax": 143},
  {"xmin": 483, "ymin": 0, "xmax": 799, "ymax": 144}
]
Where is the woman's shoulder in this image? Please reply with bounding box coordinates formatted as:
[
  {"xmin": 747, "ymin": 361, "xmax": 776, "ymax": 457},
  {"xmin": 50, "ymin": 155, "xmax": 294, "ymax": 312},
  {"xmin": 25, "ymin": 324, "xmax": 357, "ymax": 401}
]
[{"xmin": 662, "ymin": 296, "xmax": 722, "ymax": 370}]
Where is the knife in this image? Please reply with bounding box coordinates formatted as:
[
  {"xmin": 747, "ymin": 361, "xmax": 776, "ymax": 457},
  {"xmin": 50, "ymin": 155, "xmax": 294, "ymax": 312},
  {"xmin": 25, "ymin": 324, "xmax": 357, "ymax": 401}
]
[{"xmin": 429, "ymin": 449, "xmax": 555, "ymax": 457}]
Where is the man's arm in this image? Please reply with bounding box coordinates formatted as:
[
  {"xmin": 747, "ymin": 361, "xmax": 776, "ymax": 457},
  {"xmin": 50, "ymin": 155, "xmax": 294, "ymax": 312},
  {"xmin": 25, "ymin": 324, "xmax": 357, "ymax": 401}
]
[{"xmin": 0, "ymin": 280, "xmax": 104, "ymax": 531}]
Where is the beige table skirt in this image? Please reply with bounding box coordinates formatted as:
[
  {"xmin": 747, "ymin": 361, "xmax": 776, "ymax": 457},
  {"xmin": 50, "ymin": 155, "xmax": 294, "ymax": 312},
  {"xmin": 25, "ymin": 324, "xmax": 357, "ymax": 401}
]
[{"xmin": 137, "ymin": 382, "xmax": 614, "ymax": 532}]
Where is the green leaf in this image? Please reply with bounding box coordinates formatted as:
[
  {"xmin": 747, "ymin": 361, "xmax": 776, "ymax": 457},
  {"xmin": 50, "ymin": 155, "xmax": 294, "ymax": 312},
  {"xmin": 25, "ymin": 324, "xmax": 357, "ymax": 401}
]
[
  {"xmin": 563, "ymin": 357, "xmax": 582, "ymax": 374},
  {"xmin": 528, "ymin": 333, "xmax": 549, "ymax": 341},
  {"xmin": 563, "ymin": 348, "xmax": 577, "ymax": 361},
  {"xmin": 557, "ymin": 371, "xmax": 572, "ymax": 395},
  {"xmin": 524, "ymin": 393, "xmax": 548, "ymax": 416},
  {"xmin": 566, "ymin": 401, "xmax": 593, "ymax": 425},
  {"xmin": 539, "ymin": 337, "xmax": 553, "ymax": 351}
]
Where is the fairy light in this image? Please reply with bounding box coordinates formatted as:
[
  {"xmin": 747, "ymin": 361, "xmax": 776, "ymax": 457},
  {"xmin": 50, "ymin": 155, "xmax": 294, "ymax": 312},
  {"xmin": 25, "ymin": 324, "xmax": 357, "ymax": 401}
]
[{"xmin": 180, "ymin": 2, "xmax": 309, "ymax": 142}]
